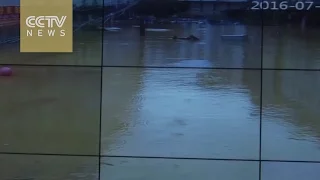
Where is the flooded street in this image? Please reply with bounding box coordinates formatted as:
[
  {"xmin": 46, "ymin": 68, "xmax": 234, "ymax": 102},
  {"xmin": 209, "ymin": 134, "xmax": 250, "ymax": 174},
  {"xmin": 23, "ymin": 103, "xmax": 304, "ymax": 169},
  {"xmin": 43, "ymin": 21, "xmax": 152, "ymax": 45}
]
[
  {"xmin": 1, "ymin": 23, "xmax": 320, "ymax": 179},
  {"xmin": 2, "ymin": 23, "xmax": 320, "ymax": 69},
  {"xmin": 101, "ymin": 68, "xmax": 261, "ymax": 159}
]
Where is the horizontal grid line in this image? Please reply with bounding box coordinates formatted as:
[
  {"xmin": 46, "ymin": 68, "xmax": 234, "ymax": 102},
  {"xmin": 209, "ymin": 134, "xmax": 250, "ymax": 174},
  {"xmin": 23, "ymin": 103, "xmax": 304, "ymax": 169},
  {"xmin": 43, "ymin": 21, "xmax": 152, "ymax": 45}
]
[
  {"xmin": 0, "ymin": 152, "xmax": 97, "ymax": 157},
  {"xmin": 1, "ymin": 152, "xmax": 320, "ymax": 163},
  {"xmin": 1, "ymin": 64, "xmax": 320, "ymax": 71}
]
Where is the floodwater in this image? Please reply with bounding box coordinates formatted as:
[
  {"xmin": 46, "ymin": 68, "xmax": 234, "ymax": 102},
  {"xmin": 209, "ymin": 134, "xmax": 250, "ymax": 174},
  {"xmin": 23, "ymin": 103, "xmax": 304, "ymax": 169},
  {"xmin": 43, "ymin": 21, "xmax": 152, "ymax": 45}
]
[
  {"xmin": 2, "ymin": 23, "xmax": 320, "ymax": 69},
  {"xmin": 1, "ymin": 23, "xmax": 320, "ymax": 179}
]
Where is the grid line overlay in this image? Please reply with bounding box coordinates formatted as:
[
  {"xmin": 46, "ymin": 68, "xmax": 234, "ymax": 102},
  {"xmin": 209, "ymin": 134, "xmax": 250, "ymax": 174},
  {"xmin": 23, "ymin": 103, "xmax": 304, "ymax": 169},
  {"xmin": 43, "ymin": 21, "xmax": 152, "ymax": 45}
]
[
  {"xmin": 0, "ymin": 4, "xmax": 320, "ymax": 180},
  {"xmin": 1, "ymin": 152, "xmax": 320, "ymax": 164},
  {"xmin": 98, "ymin": 1, "xmax": 105, "ymax": 179},
  {"xmin": 1, "ymin": 64, "xmax": 320, "ymax": 71},
  {"xmin": 258, "ymin": 5, "xmax": 264, "ymax": 180}
]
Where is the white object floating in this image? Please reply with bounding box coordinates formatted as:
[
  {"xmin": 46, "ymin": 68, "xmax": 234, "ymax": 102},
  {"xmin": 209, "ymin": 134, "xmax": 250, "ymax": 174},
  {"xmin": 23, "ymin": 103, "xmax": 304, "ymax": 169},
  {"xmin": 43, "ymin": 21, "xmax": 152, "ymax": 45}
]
[
  {"xmin": 119, "ymin": 43, "xmax": 129, "ymax": 46},
  {"xmin": 169, "ymin": 59, "xmax": 213, "ymax": 68},
  {"xmin": 221, "ymin": 34, "xmax": 248, "ymax": 40},
  {"xmin": 104, "ymin": 27, "xmax": 121, "ymax": 32},
  {"xmin": 146, "ymin": 28, "xmax": 171, "ymax": 32}
]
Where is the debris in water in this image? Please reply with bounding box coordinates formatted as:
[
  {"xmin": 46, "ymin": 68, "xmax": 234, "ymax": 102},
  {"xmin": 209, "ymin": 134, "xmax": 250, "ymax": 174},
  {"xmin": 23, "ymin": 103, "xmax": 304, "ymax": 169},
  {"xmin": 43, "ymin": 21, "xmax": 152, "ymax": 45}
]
[
  {"xmin": 102, "ymin": 162, "xmax": 114, "ymax": 166},
  {"xmin": 146, "ymin": 28, "xmax": 171, "ymax": 32},
  {"xmin": 104, "ymin": 27, "xmax": 121, "ymax": 32},
  {"xmin": 220, "ymin": 34, "xmax": 248, "ymax": 40}
]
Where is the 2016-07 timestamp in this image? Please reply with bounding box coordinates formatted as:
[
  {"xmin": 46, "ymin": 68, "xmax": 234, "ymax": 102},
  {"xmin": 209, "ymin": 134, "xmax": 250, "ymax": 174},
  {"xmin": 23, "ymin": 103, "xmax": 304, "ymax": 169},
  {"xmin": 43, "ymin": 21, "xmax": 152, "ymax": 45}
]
[{"xmin": 251, "ymin": 1, "xmax": 319, "ymax": 10}]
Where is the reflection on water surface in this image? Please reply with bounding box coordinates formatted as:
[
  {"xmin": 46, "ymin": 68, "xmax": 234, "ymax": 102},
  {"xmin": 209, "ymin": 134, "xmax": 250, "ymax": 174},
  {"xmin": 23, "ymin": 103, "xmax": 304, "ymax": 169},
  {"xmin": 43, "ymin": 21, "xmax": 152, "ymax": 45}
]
[{"xmin": 1, "ymin": 22, "xmax": 320, "ymax": 179}]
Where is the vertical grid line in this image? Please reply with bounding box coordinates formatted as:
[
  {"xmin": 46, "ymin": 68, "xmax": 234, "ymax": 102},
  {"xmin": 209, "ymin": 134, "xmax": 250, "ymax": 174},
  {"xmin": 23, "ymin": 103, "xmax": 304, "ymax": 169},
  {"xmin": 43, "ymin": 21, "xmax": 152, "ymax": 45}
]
[
  {"xmin": 98, "ymin": 1, "xmax": 105, "ymax": 180},
  {"xmin": 259, "ymin": 2, "xmax": 264, "ymax": 180}
]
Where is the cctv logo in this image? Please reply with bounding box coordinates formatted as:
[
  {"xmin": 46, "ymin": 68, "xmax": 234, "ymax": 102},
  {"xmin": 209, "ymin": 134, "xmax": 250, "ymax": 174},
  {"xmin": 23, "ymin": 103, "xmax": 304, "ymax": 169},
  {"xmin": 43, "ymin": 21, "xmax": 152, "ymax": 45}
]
[
  {"xmin": 26, "ymin": 16, "xmax": 66, "ymax": 28},
  {"xmin": 25, "ymin": 16, "xmax": 67, "ymax": 37}
]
